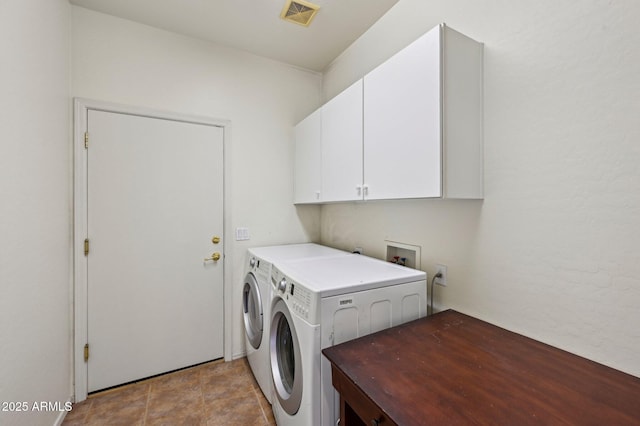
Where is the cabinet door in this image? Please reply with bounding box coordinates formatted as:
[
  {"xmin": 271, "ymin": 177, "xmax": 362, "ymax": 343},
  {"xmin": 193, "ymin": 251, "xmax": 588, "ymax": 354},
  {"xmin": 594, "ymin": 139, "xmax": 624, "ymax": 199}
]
[
  {"xmin": 363, "ymin": 25, "xmax": 442, "ymax": 200},
  {"xmin": 294, "ymin": 109, "xmax": 322, "ymax": 204},
  {"xmin": 322, "ymin": 80, "xmax": 364, "ymax": 202}
]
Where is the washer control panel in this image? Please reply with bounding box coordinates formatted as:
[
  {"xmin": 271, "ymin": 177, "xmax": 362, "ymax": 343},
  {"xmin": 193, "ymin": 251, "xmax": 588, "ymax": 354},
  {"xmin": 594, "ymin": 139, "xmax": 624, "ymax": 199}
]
[{"xmin": 271, "ymin": 266, "xmax": 317, "ymax": 323}]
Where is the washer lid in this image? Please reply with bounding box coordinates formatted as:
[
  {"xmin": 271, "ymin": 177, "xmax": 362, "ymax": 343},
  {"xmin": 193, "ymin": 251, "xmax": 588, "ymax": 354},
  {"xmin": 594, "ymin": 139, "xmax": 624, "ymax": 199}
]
[{"xmin": 279, "ymin": 254, "xmax": 426, "ymax": 297}]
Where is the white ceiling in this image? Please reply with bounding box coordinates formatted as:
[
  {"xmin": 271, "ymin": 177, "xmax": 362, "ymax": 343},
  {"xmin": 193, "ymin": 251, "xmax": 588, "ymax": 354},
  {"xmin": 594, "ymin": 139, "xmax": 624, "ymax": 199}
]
[{"xmin": 68, "ymin": 0, "xmax": 399, "ymax": 72}]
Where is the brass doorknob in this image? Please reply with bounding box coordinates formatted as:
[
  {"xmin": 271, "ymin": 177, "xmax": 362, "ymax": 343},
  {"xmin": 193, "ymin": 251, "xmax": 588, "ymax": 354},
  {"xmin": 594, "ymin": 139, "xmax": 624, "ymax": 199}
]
[
  {"xmin": 204, "ymin": 252, "xmax": 221, "ymax": 262},
  {"xmin": 212, "ymin": 236, "xmax": 221, "ymax": 244}
]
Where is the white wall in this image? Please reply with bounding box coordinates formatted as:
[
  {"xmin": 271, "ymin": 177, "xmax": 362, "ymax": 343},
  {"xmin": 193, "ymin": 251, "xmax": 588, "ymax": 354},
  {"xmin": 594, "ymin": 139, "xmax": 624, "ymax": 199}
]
[
  {"xmin": 71, "ymin": 6, "xmax": 323, "ymax": 359},
  {"xmin": 320, "ymin": 0, "xmax": 640, "ymax": 377},
  {"xmin": 0, "ymin": 1, "xmax": 72, "ymax": 425}
]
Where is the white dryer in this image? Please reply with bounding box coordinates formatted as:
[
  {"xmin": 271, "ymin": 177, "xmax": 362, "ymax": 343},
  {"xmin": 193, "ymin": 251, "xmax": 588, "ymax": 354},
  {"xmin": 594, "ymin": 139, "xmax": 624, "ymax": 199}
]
[
  {"xmin": 242, "ymin": 243, "xmax": 349, "ymax": 404},
  {"xmin": 269, "ymin": 254, "xmax": 427, "ymax": 426}
]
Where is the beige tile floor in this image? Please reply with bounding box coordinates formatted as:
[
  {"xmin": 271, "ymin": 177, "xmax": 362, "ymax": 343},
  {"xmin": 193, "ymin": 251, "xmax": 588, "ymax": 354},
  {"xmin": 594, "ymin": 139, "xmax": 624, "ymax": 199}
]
[{"xmin": 63, "ymin": 358, "xmax": 276, "ymax": 425}]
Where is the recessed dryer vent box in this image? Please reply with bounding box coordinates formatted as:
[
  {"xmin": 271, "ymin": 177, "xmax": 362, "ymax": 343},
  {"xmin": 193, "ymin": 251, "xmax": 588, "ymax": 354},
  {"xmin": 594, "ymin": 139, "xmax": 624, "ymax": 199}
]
[{"xmin": 385, "ymin": 240, "xmax": 421, "ymax": 269}]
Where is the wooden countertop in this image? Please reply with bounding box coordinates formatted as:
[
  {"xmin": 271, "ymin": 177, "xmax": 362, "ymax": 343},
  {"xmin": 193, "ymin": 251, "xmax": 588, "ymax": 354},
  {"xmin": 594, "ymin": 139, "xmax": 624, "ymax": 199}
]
[{"xmin": 322, "ymin": 309, "xmax": 640, "ymax": 425}]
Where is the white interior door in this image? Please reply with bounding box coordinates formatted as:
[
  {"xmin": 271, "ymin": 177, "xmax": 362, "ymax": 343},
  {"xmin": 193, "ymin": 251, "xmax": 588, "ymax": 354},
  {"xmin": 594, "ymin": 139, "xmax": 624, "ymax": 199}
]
[{"xmin": 86, "ymin": 110, "xmax": 224, "ymax": 392}]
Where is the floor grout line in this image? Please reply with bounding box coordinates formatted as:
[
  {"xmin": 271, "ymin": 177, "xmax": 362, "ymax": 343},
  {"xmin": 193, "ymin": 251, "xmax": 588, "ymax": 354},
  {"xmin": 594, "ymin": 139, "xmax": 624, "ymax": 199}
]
[
  {"xmin": 199, "ymin": 366, "xmax": 208, "ymax": 424},
  {"xmin": 142, "ymin": 382, "xmax": 152, "ymax": 425},
  {"xmin": 252, "ymin": 386, "xmax": 270, "ymax": 425},
  {"xmin": 253, "ymin": 387, "xmax": 265, "ymax": 424},
  {"xmin": 83, "ymin": 399, "xmax": 94, "ymax": 423}
]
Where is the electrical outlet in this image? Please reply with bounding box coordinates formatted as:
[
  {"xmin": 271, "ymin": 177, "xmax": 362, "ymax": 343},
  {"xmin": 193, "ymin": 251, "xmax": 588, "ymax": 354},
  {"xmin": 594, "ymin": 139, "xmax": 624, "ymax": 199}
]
[{"xmin": 435, "ymin": 264, "xmax": 447, "ymax": 286}]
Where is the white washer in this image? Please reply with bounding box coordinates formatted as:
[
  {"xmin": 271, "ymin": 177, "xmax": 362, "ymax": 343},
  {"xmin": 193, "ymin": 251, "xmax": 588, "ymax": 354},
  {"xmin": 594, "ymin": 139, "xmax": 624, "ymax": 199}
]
[
  {"xmin": 242, "ymin": 243, "xmax": 350, "ymax": 404},
  {"xmin": 269, "ymin": 254, "xmax": 427, "ymax": 426}
]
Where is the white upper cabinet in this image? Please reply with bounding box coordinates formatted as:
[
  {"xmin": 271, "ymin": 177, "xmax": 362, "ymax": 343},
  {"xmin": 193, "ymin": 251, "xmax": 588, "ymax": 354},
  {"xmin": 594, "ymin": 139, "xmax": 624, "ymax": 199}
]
[
  {"xmin": 293, "ymin": 109, "xmax": 322, "ymax": 204},
  {"xmin": 321, "ymin": 80, "xmax": 363, "ymax": 202},
  {"xmin": 363, "ymin": 23, "xmax": 483, "ymax": 200},
  {"xmin": 293, "ymin": 23, "xmax": 483, "ymax": 204}
]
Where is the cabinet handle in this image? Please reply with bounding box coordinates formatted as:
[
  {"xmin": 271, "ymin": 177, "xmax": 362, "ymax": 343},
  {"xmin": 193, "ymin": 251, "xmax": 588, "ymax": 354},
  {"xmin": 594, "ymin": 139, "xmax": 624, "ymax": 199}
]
[
  {"xmin": 371, "ymin": 418, "xmax": 381, "ymax": 426},
  {"xmin": 356, "ymin": 185, "xmax": 362, "ymax": 196},
  {"xmin": 363, "ymin": 185, "xmax": 369, "ymax": 197}
]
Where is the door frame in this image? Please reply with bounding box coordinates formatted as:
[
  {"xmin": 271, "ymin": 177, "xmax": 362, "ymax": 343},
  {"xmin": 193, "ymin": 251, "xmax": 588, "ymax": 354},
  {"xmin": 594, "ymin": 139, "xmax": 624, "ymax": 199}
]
[{"xmin": 73, "ymin": 98, "xmax": 232, "ymax": 402}]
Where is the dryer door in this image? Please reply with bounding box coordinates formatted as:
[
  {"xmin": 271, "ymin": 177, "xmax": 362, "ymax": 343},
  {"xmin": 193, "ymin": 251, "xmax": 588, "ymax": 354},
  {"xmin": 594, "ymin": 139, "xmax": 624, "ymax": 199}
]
[
  {"xmin": 270, "ymin": 298, "xmax": 302, "ymax": 415},
  {"xmin": 243, "ymin": 273, "xmax": 263, "ymax": 349}
]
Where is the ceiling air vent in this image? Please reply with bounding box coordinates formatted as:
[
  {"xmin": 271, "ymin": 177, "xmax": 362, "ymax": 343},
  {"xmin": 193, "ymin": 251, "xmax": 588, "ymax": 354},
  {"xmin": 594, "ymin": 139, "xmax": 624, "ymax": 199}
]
[{"xmin": 280, "ymin": 0, "xmax": 320, "ymax": 27}]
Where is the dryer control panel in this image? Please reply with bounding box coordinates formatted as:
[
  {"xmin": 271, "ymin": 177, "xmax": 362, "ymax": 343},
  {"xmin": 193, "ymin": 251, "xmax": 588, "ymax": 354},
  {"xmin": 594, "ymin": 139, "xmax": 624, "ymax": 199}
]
[
  {"xmin": 271, "ymin": 265, "xmax": 319, "ymax": 324},
  {"xmin": 249, "ymin": 256, "xmax": 271, "ymax": 284}
]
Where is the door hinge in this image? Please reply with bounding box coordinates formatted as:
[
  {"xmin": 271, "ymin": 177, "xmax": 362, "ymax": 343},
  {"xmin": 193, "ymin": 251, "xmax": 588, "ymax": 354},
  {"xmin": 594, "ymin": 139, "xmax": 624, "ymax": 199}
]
[
  {"xmin": 84, "ymin": 132, "xmax": 89, "ymax": 149},
  {"xmin": 84, "ymin": 343, "xmax": 89, "ymax": 362},
  {"xmin": 84, "ymin": 238, "xmax": 89, "ymax": 256}
]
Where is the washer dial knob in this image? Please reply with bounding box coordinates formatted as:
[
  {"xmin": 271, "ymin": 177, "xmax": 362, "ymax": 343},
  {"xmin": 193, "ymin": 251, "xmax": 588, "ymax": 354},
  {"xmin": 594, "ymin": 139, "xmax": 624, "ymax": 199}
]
[{"xmin": 278, "ymin": 278, "xmax": 287, "ymax": 293}]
